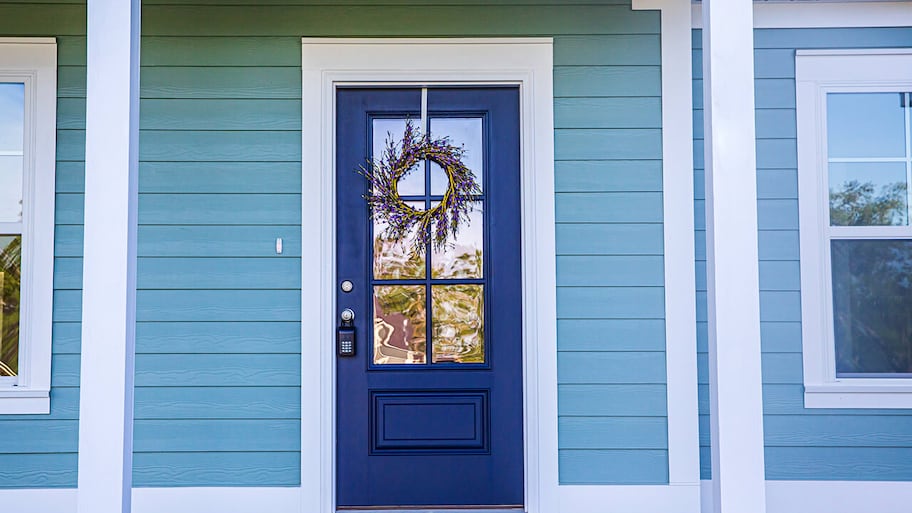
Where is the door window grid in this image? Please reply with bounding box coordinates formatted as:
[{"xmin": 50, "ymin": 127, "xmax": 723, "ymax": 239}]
[{"xmin": 370, "ymin": 112, "xmax": 488, "ymax": 366}]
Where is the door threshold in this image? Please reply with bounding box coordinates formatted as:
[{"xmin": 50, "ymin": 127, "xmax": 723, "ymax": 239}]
[{"xmin": 337, "ymin": 508, "xmax": 524, "ymax": 513}]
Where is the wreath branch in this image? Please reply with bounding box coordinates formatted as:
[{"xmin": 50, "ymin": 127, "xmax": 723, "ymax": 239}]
[{"xmin": 361, "ymin": 119, "xmax": 481, "ymax": 254}]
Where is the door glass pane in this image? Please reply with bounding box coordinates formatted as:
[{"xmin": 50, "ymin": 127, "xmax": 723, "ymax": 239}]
[
  {"xmin": 0, "ymin": 84, "xmax": 24, "ymax": 223},
  {"xmin": 827, "ymin": 93, "xmax": 907, "ymax": 159},
  {"xmin": 374, "ymin": 285, "xmax": 427, "ymax": 365},
  {"xmin": 373, "ymin": 118, "xmax": 424, "ymax": 197},
  {"xmin": 374, "ymin": 200, "xmax": 426, "ymax": 279},
  {"xmin": 430, "ymin": 118, "xmax": 483, "ymax": 195},
  {"xmin": 432, "ymin": 202, "xmax": 483, "ymax": 279},
  {"xmin": 432, "ymin": 284, "xmax": 484, "ymax": 364},
  {"xmin": 0, "ymin": 235, "xmax": 20, "ymax": 377},
  {"xmin": 832, "ymin": 239, "xmax": 912, "ymax": 376},
  {"xmin": 829, "ymin": 162, "xmax": 908, "ymax": 226}
]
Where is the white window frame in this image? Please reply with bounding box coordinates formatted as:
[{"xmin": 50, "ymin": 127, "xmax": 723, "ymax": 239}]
[
  {"xmin": 0, "ymin": 38, "xmax": 57, "ymax": 414},
  {"xmin": 797, "ymin": 49, "xmax": 912, "ymax": 409}
]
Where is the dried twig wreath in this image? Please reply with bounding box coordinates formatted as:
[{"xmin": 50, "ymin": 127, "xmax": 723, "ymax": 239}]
[{"xmin": 362, "ymin": 119, "xmax": 481, "ymax": 254}]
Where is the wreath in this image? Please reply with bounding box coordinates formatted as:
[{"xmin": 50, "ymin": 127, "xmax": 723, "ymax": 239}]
[{"xmin": 362, "ymin": 119, "xmax": 481, "ymax": 254}]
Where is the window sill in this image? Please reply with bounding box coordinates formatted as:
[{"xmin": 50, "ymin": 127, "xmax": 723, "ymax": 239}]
[
  {"xmin": 805, "ymin": 383, "xmax": 912, "ymax": 409},
  {"xmin": 0, "ymin": 388, "xmax": 50, "ymax": 414}
]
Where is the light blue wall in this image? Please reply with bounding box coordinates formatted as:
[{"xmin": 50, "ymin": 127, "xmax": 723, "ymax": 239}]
[
  {"xmin": 693, "ymin": 27, "xmax": 912, "ymax": 481},
  {"xmin": 0, "ymin": 2, "xmax": 85, "ymax": 488},
  {"xmin": 137, "ymin": 0, "xmax": 667, "ymax": 487},
  {"xmin": 0, "ymin": 0, "xmax": 669, "ymax": 489}
]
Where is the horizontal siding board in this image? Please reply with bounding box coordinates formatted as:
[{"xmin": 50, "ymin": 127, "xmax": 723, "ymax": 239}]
[
  {"xmin": 134, "ymin": 419, "xmax": 300, "ymax": 452},
  {"xmin": 559, "ymin": 417, "xmax": 667, "ymax": 449},
  {"xmin": 52, "ymin": 323, "xmax": 81, "ymax": 354},
  {"xmin": 765, "ymin": 447, "xmax": 912, "ymax": 481},
  {"xmin": 142, "ymin": 5, "xmax": 659, "ymax": 37},
  {"xmin": 137, "ymin": 225, "xmax": 302, "ymax": 257},
  {"xmin": 554, "ymin": 97, "xmax": 661, "ymax": 129},
  {"xmin": 556, "ymin": 192, "xmax": 663, "ymax": 223},
  {"xmin": 133, "ymin": 451, "xmax": 300, "ymax": 487},
  {"xmin": 57, "ymin": 129, "xmax": 85, "ymax": 161},
  {"xmin": 759, "ymin": 291, "xmax": 802, "ymax": 323},
  {"xmin": 141, "ymin": 67, "xmax": 300, "ymax": 99},
  {"xmin": 137, "ymin": 257, "xmax": 301, "ymax": 290},
  {"xmin": 757, "ymin": 168, "xmax": 798, "ymax": 199},
  {"xmin": 139, "ymin": 194, "xmax": 302, "ymax": 225},
  {"xmin": 139, "ymin": 131, "xmax": 300, "ymax": 162},
  {"xmin": 555, "ymin": 129, "xmax": 661, "ymax": 160},
  {"xmin": 559, "ymin": 450, "xmax": 667, "ymax": 484},
  {"xmin": 759, "ymin": 261, "xmax": 800, "ymax": 292},
  {"xmin": 554, "ymin": 66, "xmax": 660, "ymax": 97},
  {"xmin": 58, "ymin": 66, "xmax": 86, "ymax": 98},
  {"xmin": 558, "ymin": 319, "xmax": 665, "ymax": 352},
  {"xmin": 760, "ymin": 322, "xmax": 802, "ymax": 354},
  {"xmin": 758, "ymin": 230, "xmax": 800, "ymax": 261},
  {"xmin": 765, "ymin": 416, "xmax": 912, "ymax": 447},
  {"xmin": 0, "ymin": 454, "xmax": 78, "ymax": 488},
  {"xmin": 0, "ymin": 421, "xmax": 78, "ymax": 454},
  {"xmin": 139, "ymin": 162, "xmax": 302, "ymax": 193},
  {"xmin": 763, "ymin": 384, "xmax": 912, "ymax": 416},
  {"xmin": 557, "ymin": 255, "xmax": 663, "ymax": 287},
  {"xmin": 53, "ymin": 257, "xmax": 82, "ymax": 289},
  {"xmin": 0, "ymin": 4, "xmax": 84, "ymax": 35},
  {"xmin": 555, "ymin": 160, "xmax": 662, "ymax": 193},
  {"xmin": 753, "ymin": 27, "xmax": 912, "ymax": 50},
  {"xmin": 54, "ymin": 193, "xmax": 84, "ymax": 225},
  {"xmin": 558, "ymin": 384, "xmax": 667, "ymax": 416},
  {"xmin": 554, "ymin": 34, "xmax": 660, "ymax": 66},
  {"xmin": 557, "ymin": 286, "xmax": 664, "ymax": 319},
  {"xmin": 134, "ymin": 387, "xmax": 300, "ymax": 419},
  {"xmin": 135, "ymin": 354, "xmax": 300, "ymax": 387},
  {"xmin": 136, "ymin": 289, "xmax": 301, "ymax": 322},
  {"xmin": 556, "ymin": 223, "xmax": 663, "ymax": 255},
  {"xmin": 142, "ymin": 36, "xmax": 301, "ymax": 66},
  {"xmin": 140, "ymin": 99, "xmax": 301, "ymax": 130},
  {"xmin": 558, "ymin": 352, "xmax": 666, "ymax": 384},
  {"xmin": 136, "ymin": 321, "xmax": 300, "ymax": 354},
  {"xmin": 56, "ymin": 161, "xmax": 85, "ymax": 193}
]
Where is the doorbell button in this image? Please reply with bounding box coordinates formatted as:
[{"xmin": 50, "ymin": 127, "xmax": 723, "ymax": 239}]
[{"xmin": 341, "ymin": 280, "xmax": 354, "ymax": 293}]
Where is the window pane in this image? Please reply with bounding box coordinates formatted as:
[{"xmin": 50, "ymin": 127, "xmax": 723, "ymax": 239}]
[
  {"xmin": 0, "ymin": 83, "xmax": 24, "ymax": 223},
  {"xmin": 829, "ymin": 162, "xmax": 908, "ymax": 226},
  {"xmin": 827, "ymin": 93, "xmax": 907, "ymax": 159},
  {"xmin": 374, "ymin": 201, "xmax": 426, "ymax": 280},
  {"xmin": 431, "ymin": 202, "xmax": 483, "ymax": 279},
  {"xmin": 430, "ymin": 117, "xmax": 483, "ymax": 195},
  {"xmin": 0, "ymin": 83, "xmax": 24, "ymax": 153},
  {"xmin": 373, "ymin": 118, "xmax": 424, "ymax": 197},
  {"xmin": 832, "ymin": 239, "xmax": 912, "ymax": 376},
  {"xmin": 0, "ymin": 235, "xmax": 20, "ymax": 377},
  {"xmin": 432, "ymin": 284, "xmax": 484, "ymax": 364},
  {"xmin": 373, "ymin": 285, "xmax": 427, "ymax": 365}
]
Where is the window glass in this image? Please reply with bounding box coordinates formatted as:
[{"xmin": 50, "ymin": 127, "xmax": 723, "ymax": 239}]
[
  {"xmin": 430, "ymin": 117, "xmax": 483, "ymax": 195},
  {"xmin": 829, "ymin": 162, "xmax": 908, "ymax": 226},
  {"xmin": 832, "ymin": 239, "xmax": 912, "ymax": 376},
  {"xmin": 373, "ymin": 118, "xmax": 424, "ymax": 197},
  {"xmin": 431, "ymin": 203, "xmax": 483, "ymax": 279},
  {"xmin": 0, "ymin": 83, "xmax": 24, "ymax": 223},
  {"xmin": 0, "ymin": 235, "xmax": 20, "ymax": 377},
  {"xmin": 432, "ymin": 284, "xmax": 484, "ymax": 364},
  {"xmin": 827, "ymin": 93, "xmax": 907, "ymax": 159},
  {"xmin": 373, "ymin": 285, "xmax": 427, "ymax": 365}
]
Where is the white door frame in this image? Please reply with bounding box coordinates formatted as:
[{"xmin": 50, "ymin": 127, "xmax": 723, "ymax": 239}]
[{"xmin": 300, "ymin": 38, "xmax": 558, "ymax": 513}]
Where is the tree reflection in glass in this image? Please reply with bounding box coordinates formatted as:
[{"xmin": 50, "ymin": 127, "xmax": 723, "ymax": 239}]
[
  {"xmin": 373, "ymin": 201, "xmax": 426, "ymax": 280},
  {"xmin": 829, "ymin": 163, "xmax": 908, "ymax": 226},
  {"xmin": 373, "ymin": 285, "xmax": 426, "ymax": 364},
  {"xmin": 0, "ymin": 235, "xmax": 20, "ymax": 377},
  {"xmin": 432, "ymin": 203, "xmax": 483, "ymax": 279},
  {"xmin": 833, "ymin": 239, "xmax": 912, "ymax": 375},
  {"xmin": 432, "ymin": 285, "xmax": 484, "ymax": 364}
]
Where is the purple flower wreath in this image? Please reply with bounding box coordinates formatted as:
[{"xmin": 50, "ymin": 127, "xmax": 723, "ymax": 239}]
[{"xmin": 362, "ymin": 119, "xmax": 481, "ymax": 254}]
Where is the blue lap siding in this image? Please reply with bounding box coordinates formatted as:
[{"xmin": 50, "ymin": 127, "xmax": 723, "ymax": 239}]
[
  {"xmin": 693, "ymin": 26, "xmax": 912, "ymax": 481},
  {"xmin": 0, "ymin": 0, "xmax": 669, "ymax": 488}
]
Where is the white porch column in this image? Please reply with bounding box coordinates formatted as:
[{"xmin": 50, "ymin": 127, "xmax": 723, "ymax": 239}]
[
  {"xmin": 77, "ymin": 1, "xmax": 141, "ymax": 512},
  {"xmin": 702, "ymin": 1, "xmax": 768, "ymax": 513}
]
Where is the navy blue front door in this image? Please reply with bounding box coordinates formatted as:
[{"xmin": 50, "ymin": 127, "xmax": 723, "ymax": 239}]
[{"xmin": 336, "ymin": 87, "xmax": 523, "ymax": 509}]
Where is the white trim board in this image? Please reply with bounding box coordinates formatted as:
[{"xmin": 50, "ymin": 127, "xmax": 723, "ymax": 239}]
[
  {"xmin": 633, "ymin": 0, "xmax": 702, "ymax": 498},
  {"xmin": 300, "ymin": 38, "xmax": 559, "ymax": 513},
  {"xmin": 0, "ymin": 488, "xmax": 301, "ymax": 513},
  {"xmin": 692, "ymin": 1, "xmax": 912, "ymax": 29},
  {"xmin": 700, "ymin": 480, "xmax": 912, "ymax": 513}
]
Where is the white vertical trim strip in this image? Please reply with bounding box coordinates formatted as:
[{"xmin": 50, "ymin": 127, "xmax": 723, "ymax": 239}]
[
  {"xmin": 702, "ymin": 0, "xmax": 767, "ymax": 512},
  {"xmin": 78, "ymin": 1, "xmax": 141, "ymax": 512}
]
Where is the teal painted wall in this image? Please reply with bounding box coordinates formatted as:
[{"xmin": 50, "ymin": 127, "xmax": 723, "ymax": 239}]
[
  {"xmin": 693, "ymin": 27, "xmax": 912, "ymax": 481},
  {"xmin": 0, "ymin": 2, "xmax": 85, "ymax": 488},
  {"xmin": 136, "ymin": 0, "xmax": 667, "ymax": 487}
]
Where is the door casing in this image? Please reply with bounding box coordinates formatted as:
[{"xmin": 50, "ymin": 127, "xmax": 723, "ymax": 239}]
[{"xmin": 301, "ymin": 39, "xmax": 558, "ymax": 513}]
